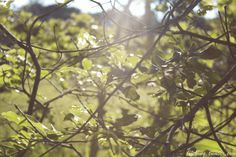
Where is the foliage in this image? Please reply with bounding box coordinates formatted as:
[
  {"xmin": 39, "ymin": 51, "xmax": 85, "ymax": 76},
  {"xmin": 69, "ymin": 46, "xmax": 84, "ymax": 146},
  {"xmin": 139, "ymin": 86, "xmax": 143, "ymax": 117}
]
[{"xmin": 0, "ymin": 0, "xmax": 236, "ymax": 156}]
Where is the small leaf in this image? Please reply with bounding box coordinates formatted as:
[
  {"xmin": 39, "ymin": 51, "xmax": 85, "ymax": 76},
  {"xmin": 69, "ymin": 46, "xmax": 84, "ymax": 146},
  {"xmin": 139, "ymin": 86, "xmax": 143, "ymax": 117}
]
[
  {"xmin": 195, "ymin": 139, "xmax": 223, "ymax": 153},
  {"xmin": 139, "ymin": 126, "xmax": 156, "ymax": 137},
  {"xmin": 64, "ymin": 113, "xmax": 75, "ymax": 121},
  {"xmin": 126, "ymin": 56, "xmax": 140, "ymax": 68},
  {"xmin": 41, "ymin": 70, "xmax": 49, "ymax": 78},
  {"xmin": 114, "ymin": 109, "xmax": 138, "ymax": 127},
  {"xmin": 121, "ymin": 86, "xmax": 140, "ymax": 101},
  {"xmin": 197, "ymin": 45, "xmax": 222, "ymax": 59},
  {"xmin": 206, "ymin": 71, "xmax": 221, "ymax": 84},
  {"xmin": 47, "ymin": 133, "xmax": 61, "ymax": 140},
  {"xmin": 31, "ymin": 122, "xmax": 48, "ymax": 136},
  {"xmin": 1, "ymin": 111, "xmax": 23, "ymax": 124},
  {"xmin": 20, "ymin": 130, "xmax": 32, "ymax": 139},
  {"xmin": 82, "ymin": 58, "xmax": 92, "ymax": 70},
  {"xmin": 160, "ymin": 76, "xmax": 176, "ymax": 92},
  {"xmin": 47, "ymin": 124, "xmax": 62, "ymax": 140}
]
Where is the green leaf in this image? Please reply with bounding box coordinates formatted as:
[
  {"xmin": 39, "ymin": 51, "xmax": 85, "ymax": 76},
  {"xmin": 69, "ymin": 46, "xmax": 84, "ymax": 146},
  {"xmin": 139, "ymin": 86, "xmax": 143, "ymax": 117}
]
[
  {"xmin": 139, "ymin": 126, "xmax": 156, "ymax": 138},
  {"xmin": 197, "ymin": 45, "xmax": 222, "ymax": 59},
  {"xmin": 131, "ymin": 72, "xmax": 151, "ymax": 84},
  {"xmin": 47, "ymin": 133, "xmax": 60, "ymax": 140},
  {"xmin": 126, "ymin": 55, "xmax": 140, "ymax": 68},
  {"xmin": 41, "ymin": 70, "xmax": 49, "ymax": 78},
  {"xmin": 121, "ymin": 86, "xmax": 140, "ymax": 101},
  {"xmin": 31, "ymin": 121, "xmax": 48, "ymax": 136},
  {"xmin": 195, "ymin": 139, "xmax": 223, "ymax": 153},
  {"xmin": 1, "ymin": 64, "xmax": 12, "ymax": 71},
  {"xmin": 114, "ymin": 109, "xmax": 137, "ymax": 127},
  {"xmin": 46, "ymin": 124, "xmax": 62, "ymax": 140},
  {"xmin": 82, "ymin": 58, "xmax": 92, "ymax": 70},
  {"xmin": 20, "ymin": 130, "xmax": 32, "ymax": 139},
  {"xmin": 1, "ymin": 111, "xmax": 23, "ymax": 125},
  {"xmin": 206, "ymin": 71, "xmax": 221, "ymax": 84},
  {"xmin": 64, "ymin": 113, "xmax": 75, "ymax": 121},
  {"xmin": 160, "ymin": 76, "xmax": 176, "ymax": 93}
]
